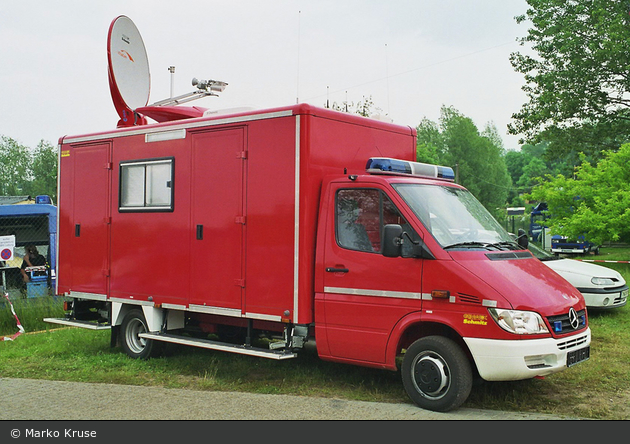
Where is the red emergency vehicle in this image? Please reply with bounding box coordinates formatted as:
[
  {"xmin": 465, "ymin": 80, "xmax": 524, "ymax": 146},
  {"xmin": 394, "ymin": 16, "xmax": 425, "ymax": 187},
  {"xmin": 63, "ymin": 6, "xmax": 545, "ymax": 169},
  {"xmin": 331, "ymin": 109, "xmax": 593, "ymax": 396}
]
[{"xmin": 47, "ymin": 103, "xmax": 591, "ymax": 412}]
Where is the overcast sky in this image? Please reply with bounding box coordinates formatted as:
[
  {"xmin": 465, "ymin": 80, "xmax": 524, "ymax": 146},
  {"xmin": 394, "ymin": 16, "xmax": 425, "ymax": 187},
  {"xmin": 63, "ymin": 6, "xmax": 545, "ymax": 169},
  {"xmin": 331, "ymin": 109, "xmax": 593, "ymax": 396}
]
[{"xmin": 1, "ymin": 0, "xmax": 532, "ymax": 151}]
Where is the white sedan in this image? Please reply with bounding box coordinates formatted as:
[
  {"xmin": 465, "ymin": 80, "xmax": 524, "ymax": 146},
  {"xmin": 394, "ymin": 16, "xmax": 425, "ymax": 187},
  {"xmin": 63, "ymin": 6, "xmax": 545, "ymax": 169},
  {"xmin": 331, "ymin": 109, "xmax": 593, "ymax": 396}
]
[{"xmin": 529, "ymin": 243, "xmax": 628, "ymax": 309}]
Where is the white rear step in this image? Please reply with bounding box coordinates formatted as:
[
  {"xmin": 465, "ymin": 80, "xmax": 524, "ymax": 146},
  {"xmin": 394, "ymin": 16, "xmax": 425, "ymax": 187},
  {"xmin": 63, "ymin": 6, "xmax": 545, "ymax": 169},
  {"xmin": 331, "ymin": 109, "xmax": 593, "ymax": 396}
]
[
  {"xmin": 139, "ymin": 332, "xmax": 297, "ymax": 360},
  {"xmin": 44, "ymin": 318, "xmax": 111, "ymax": 330}
]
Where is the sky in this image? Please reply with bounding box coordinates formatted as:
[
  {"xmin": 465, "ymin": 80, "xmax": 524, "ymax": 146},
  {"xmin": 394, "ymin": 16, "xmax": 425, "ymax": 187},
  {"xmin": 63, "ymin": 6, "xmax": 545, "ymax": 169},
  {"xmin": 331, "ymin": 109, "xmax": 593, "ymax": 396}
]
[{"xmin": 1, "ymin": 0, "xmax": 532, "ymax": 151}]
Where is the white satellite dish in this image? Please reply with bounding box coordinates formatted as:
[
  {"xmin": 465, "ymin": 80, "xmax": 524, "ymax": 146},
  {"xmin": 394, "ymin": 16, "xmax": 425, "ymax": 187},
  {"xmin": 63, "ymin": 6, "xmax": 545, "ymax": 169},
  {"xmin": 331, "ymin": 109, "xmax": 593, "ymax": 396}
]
[{"xmin": 107, "ymin": 16, "xmax": 150, "ymax": 126}]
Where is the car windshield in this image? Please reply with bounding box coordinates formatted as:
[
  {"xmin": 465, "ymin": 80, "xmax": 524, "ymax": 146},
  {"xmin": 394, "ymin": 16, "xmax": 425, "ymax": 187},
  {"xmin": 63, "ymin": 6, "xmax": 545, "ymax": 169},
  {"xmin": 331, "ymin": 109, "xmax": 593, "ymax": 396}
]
[{"xmin": 392, "ymin": 183, "xmax": 518, "ymax": 250}]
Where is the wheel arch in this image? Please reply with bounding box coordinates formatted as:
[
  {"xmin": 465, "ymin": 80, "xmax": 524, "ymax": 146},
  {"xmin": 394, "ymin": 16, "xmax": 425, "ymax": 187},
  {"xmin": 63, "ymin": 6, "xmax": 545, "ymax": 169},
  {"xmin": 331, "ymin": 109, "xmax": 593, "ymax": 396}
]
[
  {"xmin": 111, "ymin": 302, "xmax": 165, "ymax": 332},
  {"xmin": 385, "ymin": 312, "xmax": 478, "ymax": 375}
]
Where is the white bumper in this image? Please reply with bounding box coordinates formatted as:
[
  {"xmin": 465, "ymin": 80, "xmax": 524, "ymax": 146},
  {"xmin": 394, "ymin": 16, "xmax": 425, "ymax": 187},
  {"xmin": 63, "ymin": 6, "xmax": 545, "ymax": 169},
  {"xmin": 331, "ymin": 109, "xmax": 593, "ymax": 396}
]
[
  {"xmin": 464, "ymin": 328, "xmax": 591, "ymax": 381},
  {"xmin": 582, "ymin": 288, "xmax": 628, "ymax": 309}
]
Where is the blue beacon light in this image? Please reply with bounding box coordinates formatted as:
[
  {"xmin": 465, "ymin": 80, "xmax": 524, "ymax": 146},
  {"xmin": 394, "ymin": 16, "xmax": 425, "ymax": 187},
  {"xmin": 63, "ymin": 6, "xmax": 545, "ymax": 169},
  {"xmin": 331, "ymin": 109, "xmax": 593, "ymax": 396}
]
[{"xmin": 366, "ymin": 158, "xmax": 455, "ymax": 181}]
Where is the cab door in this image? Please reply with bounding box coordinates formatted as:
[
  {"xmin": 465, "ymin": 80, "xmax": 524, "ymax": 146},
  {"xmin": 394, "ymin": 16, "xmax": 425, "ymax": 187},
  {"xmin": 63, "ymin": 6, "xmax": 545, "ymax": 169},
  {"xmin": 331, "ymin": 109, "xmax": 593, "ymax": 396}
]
[{"xmin": 320, "ymin": 184, "xmax": 423, "ymax": 364}]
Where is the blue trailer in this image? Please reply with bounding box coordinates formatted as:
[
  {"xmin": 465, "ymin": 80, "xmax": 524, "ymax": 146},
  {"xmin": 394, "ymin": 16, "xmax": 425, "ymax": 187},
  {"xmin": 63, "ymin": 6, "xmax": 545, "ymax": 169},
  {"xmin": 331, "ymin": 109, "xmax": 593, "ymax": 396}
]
[
  {"xmin": 0, "ymin": 196, "xmax": 56, "ymax": 296},
  {"xmin": 529, "ymin": 202, "xmax": 598, "ymax": 256},
  {"xmin": 529, "ymin": 202, "xmax": 549, "ymax": 243}
]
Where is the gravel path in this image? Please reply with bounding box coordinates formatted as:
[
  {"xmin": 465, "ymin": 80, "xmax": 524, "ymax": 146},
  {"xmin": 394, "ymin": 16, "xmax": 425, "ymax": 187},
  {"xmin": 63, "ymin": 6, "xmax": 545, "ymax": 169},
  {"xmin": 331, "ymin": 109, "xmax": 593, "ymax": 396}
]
[{"xmin": 0, "ymin": 378, "xmax": 573, "ymax": 420}]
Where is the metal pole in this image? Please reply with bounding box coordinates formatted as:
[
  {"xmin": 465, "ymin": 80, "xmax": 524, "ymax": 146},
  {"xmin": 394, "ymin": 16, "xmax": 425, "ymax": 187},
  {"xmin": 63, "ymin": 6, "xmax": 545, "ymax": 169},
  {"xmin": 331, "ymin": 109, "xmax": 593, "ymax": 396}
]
[{"xmin": 168, "ymin": 66, "xmax": 175, "ymax": 98}]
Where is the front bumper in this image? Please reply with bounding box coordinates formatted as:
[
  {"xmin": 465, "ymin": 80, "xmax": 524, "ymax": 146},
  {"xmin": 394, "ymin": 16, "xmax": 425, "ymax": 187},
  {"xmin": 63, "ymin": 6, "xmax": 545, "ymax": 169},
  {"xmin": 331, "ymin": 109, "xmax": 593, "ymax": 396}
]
[
  {"xmin": 464, "ymin": 328, "xmax": 591, "ymax": 381},
  {"xmin": 579, "ymin": 286, "xmax": 628, "ymax": 309}
]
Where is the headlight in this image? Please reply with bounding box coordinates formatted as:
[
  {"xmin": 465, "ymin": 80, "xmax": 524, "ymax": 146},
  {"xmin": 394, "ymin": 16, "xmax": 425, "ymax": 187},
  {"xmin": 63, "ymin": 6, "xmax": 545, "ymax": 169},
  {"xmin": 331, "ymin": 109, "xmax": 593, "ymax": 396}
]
[
  {"xmin": 488, "ymin": 308, "xmax": 549, "ymax": 335},
  {"xmin": 591, "ymin": 277, "xmax": 615, "ymax": 286}
]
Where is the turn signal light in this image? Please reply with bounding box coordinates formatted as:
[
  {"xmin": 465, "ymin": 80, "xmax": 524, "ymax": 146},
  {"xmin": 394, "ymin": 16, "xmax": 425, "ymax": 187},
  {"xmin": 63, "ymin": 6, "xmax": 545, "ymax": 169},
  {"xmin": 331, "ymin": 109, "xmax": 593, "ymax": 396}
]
[{"xmin": 431, "ymin": 290, "xmax": 450, "ymax": 299}]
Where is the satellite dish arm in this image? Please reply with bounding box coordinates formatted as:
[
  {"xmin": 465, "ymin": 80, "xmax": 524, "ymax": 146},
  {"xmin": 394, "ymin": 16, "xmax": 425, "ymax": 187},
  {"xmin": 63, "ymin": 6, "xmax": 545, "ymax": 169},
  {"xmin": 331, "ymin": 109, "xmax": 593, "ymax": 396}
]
[
  {"xmin": 148, "ymin": 78, "xmax": 228, "ymax": 107},
  {"xmin": 149, "ymin": 90, "xmax": 215, "ymax": 107}
]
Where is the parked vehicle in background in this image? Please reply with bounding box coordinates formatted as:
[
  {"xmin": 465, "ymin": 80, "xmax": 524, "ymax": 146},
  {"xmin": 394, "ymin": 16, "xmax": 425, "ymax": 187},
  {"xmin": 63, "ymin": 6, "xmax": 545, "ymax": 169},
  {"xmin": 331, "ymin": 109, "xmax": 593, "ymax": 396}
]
[
  {"xmin": 551, "ymin": 235, "xmax": 599, "ymax": 256},
  {"xmin": 529, "ymin": 202, "xmax": 599, "ymax": 256},
  {"xmin": 530, "ymin": 243, "xmax": 627, "ymax": 309}
]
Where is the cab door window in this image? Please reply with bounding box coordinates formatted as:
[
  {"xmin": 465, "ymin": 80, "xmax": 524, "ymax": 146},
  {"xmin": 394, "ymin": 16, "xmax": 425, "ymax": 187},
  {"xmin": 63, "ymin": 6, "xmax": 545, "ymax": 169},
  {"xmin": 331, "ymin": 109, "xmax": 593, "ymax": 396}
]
[{"xmin": 335, "ymin": 188, "xmax": 417, "ymax": 254}]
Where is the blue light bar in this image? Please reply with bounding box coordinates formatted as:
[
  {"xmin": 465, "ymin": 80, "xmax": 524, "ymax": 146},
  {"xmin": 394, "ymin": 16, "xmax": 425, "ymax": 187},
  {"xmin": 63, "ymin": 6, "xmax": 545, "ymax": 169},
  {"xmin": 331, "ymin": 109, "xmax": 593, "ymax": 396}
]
[
  {"xmin": 35, "ymin": 195, "xmax": 52, "ymax": 204},
  {"xmin": 366, "ymin": 157, "xmax": 455, "ymax": 181}
]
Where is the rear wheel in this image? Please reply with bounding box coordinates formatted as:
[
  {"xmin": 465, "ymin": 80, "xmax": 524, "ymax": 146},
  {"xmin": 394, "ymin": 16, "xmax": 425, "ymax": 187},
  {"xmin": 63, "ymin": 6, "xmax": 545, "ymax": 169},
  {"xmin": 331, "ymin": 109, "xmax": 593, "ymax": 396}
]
[
  {"xmin": 120, "ymin": 308, "xmax": 162, "ymax": 359},
  {"xmin": 401, "ymin": 336, "xmax": 472, "ymax": 412}
]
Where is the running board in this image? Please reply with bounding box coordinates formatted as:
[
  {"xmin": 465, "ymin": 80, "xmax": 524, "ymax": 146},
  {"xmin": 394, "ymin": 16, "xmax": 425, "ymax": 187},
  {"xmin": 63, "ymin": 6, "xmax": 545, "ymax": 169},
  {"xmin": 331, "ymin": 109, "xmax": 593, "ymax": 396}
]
[
  {"xmin": 44, "ymin": 318, "xmax": 111, "ymax": 330},
  {"xmin": 139, "ymin": 332, "xmax": 297, "ymax": 360}
]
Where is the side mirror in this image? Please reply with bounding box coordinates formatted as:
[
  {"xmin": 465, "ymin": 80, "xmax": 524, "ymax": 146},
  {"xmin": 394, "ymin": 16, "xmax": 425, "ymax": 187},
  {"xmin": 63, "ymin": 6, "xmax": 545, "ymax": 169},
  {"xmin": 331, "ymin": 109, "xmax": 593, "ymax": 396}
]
[
  {"xmin": 383, "ymin": 224, "xmax": 403, "ymax": 258},
  {"xmin": 517, "ymin": 228, "xmax": 529, "ymax": 249}
]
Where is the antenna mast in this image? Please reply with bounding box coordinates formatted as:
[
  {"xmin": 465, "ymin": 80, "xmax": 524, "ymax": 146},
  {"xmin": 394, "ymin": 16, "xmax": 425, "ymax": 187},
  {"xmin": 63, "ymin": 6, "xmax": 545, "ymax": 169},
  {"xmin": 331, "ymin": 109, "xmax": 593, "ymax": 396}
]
[{"xmin": 169, "ymin": 66, "xmax": 175, "ymax": 98}]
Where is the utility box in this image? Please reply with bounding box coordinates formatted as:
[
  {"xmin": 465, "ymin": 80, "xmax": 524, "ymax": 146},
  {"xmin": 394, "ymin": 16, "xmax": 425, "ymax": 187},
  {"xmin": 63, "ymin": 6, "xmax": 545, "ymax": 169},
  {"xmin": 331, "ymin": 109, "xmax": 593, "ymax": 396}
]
[{"xmin": 27, "ymin": 279, "xmax": 48, "ymax": 298}]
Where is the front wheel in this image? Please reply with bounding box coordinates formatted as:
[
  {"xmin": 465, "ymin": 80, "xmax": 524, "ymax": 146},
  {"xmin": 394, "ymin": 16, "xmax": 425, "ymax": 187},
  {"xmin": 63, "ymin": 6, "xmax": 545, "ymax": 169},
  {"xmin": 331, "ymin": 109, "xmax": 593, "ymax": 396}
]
[
  {"xmin": 401, "ymin": 336, "xmax": 472, "ymax": 412},
  {"xmin": 120, "ymin": 308, "xmax": 162, "ymax": 360}
]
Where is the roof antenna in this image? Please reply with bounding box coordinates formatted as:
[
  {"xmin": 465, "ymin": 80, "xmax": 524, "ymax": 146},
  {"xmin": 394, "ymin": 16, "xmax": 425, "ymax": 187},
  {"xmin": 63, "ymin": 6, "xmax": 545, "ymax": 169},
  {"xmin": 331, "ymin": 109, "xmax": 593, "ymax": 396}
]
[
  {"xmin": 385, "ymin": 43, "xmax": 390, "ymax": 116},
  {"xmin": 296, "ymin": 10, "xmax": 301, "ymax": 104}
]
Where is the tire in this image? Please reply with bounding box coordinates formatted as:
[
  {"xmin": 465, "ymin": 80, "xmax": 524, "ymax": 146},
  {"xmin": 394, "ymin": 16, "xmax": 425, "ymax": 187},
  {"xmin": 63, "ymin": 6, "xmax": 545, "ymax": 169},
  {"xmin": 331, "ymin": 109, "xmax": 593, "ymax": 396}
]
[
  {"xmin": 401, "ymin": 336, "xmax": 473, "ymax": 412},
  {"xmin": 120, "ymin": 308, "xmax": 162, "ymax": 360}
]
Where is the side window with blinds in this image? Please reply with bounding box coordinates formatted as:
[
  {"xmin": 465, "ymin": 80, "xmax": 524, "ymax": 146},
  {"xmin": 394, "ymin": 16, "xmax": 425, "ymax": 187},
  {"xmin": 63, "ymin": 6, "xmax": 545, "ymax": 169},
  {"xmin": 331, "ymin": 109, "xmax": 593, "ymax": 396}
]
[{"xmin": 119, "ymin": 157, "xmax": 174, "ymax": 212}]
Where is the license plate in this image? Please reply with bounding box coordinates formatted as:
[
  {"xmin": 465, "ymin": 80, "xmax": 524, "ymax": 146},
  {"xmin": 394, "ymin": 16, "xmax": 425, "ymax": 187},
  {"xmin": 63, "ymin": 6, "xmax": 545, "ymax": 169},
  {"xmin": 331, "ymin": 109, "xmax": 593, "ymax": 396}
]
[{"xmin": 567, "ymin": 346, "xmax": 590, "ymax": 367}]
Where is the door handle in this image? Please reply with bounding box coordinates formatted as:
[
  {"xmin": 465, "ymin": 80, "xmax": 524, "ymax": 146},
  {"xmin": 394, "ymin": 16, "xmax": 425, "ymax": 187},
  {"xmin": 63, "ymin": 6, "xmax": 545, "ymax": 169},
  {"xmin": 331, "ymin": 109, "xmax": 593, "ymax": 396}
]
[
  {"xmin": 196, "ymin": 224, "xmax": 203, "ymax": 240},
  {"xmin": 326, "ymin": 267, "xmax": 349, "ymax": 273}
]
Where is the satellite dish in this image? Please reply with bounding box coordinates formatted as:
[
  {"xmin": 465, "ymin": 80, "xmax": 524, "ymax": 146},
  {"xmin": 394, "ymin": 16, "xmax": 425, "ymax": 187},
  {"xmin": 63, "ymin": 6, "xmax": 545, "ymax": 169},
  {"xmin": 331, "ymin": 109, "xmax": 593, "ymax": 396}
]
[
  {"xmin": 105, "ymin": 15, "xmax": 228, "ymax": 126},
  {"xmin": 107, "ymin": 16, "xmax": 150, "ymax": 127}
]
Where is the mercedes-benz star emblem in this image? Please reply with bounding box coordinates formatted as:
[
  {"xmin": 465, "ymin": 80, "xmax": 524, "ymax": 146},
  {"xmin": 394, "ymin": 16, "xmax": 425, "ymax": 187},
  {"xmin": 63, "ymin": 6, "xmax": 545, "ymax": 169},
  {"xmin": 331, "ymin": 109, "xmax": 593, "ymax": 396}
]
[{"xmin": 568, "ymin": 307, "xmax": 579, "ymax": 330}]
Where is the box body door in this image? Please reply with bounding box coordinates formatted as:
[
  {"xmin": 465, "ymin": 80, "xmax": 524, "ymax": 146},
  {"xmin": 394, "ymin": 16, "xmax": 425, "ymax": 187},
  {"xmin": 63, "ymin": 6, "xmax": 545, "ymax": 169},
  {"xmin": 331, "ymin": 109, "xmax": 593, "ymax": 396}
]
[{"xmin": 190, "ymin": 129, "xmax": 246, "ymax": 310}]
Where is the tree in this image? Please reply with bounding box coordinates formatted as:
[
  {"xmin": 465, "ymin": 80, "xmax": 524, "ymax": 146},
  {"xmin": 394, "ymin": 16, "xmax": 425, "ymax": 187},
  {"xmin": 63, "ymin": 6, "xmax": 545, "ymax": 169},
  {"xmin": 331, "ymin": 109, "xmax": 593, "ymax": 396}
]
[
  {"xmin": 329, "ymin": 95, "xmax": 383, "ymax": 118},
  {"xmin": 0, "ymin": 136, "xmax": 32, "ymax": 196},
  {"xmin": 29, "ymin": 140, "xmax": 58, "ymax": 202},
  {"xmin": 416, "ymin": 118, "xmax": 445, "ymax": 164},
  {"xmin": 416, "ymin": 106, "xmax": 511, "ymax": 218},
  {"xmin": 527, "ymin": 143, "xmax": 630, "ymax": 244},
  {"xmin": 516, "ymin": 157, "xmax": 548, "ymax": 190},
  {"xmin": 503, "ymin": 141, "xmax": 573, "ymax": 201},
  {"xmin": 509, "ymin": 0, "xmax": 630, "ymax": 160},
  {"xmin": 0, "ymin": 136, "xmax": 58, "ymax": 202}
]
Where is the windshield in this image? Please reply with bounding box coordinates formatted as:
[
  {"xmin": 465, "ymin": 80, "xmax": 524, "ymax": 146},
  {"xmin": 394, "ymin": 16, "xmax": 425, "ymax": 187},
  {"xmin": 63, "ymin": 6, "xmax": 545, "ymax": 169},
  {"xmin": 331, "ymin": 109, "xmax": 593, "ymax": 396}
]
[{"xmin": 393, "ymin": 183, "xmax": 518, "ymax": 250}]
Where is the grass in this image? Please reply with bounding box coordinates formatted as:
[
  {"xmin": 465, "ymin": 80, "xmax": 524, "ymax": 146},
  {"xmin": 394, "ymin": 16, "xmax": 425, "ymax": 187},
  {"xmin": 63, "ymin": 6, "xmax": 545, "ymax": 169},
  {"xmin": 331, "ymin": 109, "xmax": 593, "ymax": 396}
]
[
  {"xmin": 1, "ymin": 247, "xmax": 629, "ymax": 419},
  {"xmin": 0, "ymin": 294, "xmax": 65, "ymax": 335}
]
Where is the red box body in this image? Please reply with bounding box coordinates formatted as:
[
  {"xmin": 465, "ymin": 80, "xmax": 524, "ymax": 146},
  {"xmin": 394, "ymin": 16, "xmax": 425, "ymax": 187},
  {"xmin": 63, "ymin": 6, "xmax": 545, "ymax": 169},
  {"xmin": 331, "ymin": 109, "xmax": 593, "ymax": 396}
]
[{"xmin": 57, "ymin": 104, "xmax": 415, "ymax": 325}]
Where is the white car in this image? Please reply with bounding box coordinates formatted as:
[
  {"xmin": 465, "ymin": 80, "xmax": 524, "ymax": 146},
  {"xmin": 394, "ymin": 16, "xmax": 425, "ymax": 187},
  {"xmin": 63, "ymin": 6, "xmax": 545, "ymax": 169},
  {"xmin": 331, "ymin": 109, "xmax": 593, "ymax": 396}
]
[{"xmin": 529, "ymin": 243, "xmax": 628, "ymax": 309}]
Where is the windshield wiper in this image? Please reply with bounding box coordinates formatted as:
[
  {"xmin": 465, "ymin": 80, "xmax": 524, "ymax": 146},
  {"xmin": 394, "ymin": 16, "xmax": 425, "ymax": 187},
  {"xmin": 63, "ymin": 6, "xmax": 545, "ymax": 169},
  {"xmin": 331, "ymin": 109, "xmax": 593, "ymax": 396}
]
[
  {"xmin": 485, "ymin": 241, "xmax": 521, "ymax": 251},
  {"xmin": 444, "ymin": 242, "xmax": 493, "ymax": 250},
  {"xmin": 444, "ymin": 241, "xmax": 519, "ymax": 251}
]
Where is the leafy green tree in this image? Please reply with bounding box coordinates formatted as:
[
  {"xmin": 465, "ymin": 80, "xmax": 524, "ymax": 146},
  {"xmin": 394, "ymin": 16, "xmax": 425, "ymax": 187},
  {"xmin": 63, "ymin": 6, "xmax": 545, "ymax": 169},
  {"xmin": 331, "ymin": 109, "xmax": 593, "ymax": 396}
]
[
  {"xmin": 516, "ymin": 157, "xmax": 548, "ymax": 191},
  {"xmin": 416, "ymin": 106, "xmax": 511, "ymax": 217},
  {"xmin": 0, "ymin": 136, "xmax": 58, "ymax": 202},
  {"xmin": 509, "ymin": 0, "xmax": 630, "ymax": 160},
  {"xmin": 29, "ymin": 140, "xmax": 58, "ymax": 202},
  {"xmin": 0, "ymin": 136, "xmax": 32, "ymax": 196},
  {"xmin": 416, "ymin": 118, "xmax": 444, "ymax": 164},
  {"xmin": 527, "ymin": 143, "xmax": 630, "ymax": 244}
]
